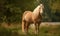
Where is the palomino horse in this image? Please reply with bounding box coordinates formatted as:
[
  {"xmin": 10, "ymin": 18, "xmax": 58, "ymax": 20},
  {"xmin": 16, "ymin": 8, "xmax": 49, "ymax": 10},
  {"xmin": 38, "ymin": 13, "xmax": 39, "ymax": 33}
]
[{"xmin": 22, "ymin": 4, "xmax": 44, "ymax": 34}]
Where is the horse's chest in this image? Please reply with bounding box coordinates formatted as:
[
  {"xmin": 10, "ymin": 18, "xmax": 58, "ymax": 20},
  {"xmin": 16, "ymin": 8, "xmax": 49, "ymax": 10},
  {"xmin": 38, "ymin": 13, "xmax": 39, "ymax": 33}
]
[
  {"xmin": 32, "ymin": 15, "xmax": 39, "ymax": 20},
  {"xmin": 33, "ymin": 18, "xmax": 40, "ymax": 22}
]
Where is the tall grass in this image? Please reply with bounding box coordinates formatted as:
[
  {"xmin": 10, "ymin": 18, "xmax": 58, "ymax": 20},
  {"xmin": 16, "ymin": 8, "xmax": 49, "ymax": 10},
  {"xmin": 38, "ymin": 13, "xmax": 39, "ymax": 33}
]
[{"xmin": 0, "ymin": 24, "xmax": 60, "ymax": 36}]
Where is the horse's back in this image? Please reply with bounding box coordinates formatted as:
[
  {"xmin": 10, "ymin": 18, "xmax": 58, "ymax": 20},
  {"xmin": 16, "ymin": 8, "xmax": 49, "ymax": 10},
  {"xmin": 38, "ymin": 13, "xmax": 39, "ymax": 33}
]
[{"xmin": 23, "ymin": 11, "xmax": 32, "ymax": 15}]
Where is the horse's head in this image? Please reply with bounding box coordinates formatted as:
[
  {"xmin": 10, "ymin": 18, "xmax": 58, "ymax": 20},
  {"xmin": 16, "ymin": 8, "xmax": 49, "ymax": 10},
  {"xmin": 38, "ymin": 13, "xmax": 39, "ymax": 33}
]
[
  {"xmin": 33, "ymin": 4, "xmax": 44, "ymax": 15},
  {"xmin": 39, "ymin": 4, "xmax": 44, "ymax": 14}
]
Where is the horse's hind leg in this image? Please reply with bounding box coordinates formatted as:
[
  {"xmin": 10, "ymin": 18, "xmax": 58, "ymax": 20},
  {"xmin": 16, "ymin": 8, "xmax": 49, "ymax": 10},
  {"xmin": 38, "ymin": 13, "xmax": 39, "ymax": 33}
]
[{"xmin": 25, "ymin": 22, "xmax": 30, "ymax": 33}]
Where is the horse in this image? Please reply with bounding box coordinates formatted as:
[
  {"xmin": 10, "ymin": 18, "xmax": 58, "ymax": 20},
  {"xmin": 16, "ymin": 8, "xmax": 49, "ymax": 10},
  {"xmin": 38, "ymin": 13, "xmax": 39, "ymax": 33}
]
[{"xmin": 22, "ymin": 4, "xmax": 44, "ymax": 34}]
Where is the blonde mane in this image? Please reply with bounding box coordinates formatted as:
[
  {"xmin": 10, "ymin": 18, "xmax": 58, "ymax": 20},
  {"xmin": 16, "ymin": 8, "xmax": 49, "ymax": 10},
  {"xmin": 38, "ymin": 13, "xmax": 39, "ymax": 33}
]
[
  {"xmin": 33, "ymin": 4, "xmax": 44, "ymax": 14},
  {"xmin": 33, "ymin": 5, "xmax": 40, "ymax": 14}
]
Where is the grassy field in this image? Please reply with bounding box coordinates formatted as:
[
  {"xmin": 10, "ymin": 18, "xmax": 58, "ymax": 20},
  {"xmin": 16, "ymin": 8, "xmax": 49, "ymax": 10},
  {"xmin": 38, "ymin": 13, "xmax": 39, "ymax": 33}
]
[{"xmin": 0, "ymin": 22, "xmax": 60, "ymax": 36}]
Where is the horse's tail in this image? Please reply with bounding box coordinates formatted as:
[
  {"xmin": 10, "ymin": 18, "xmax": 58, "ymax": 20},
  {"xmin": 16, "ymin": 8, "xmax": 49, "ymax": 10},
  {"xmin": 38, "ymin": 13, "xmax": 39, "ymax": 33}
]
[
  {"xmin": 22, "ymin": 13, "xmax": 25, "ymax": 33},
  {"xmin": 22, "ymin": 19, "xmax": 25, "ymax": 32}
]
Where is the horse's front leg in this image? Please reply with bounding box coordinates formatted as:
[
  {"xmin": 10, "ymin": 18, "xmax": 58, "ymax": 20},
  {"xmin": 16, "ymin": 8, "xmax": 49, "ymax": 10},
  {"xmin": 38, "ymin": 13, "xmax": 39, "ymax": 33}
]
[
  {"xmin": 37, "ymin": 23, "xmax": 40, "ymax": 34},
  {"xmin": 37, "ymin": 22, "xmax": 41, "ymax": 34},
  {"xmin": 35, "ymin": 23, "xmax": 40, "ymax": 34}
]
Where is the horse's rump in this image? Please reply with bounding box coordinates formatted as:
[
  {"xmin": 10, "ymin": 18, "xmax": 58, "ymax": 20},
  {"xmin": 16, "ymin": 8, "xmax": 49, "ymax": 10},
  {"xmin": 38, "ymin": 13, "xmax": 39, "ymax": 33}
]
[
  {"xmin": 22, "ymin": 11, "xmax": 33, "ymax": 22},
  {"xmin": 22, "ymin": 11, "xmax": 33, "ymax": 32}
]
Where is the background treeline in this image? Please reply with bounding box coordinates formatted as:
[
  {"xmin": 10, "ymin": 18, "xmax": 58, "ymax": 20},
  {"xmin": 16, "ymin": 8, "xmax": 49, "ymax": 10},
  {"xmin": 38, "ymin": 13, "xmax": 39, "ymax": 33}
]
[{"xmin": 0, "ymin": 0, "xmax": 60, "ymax": 24}]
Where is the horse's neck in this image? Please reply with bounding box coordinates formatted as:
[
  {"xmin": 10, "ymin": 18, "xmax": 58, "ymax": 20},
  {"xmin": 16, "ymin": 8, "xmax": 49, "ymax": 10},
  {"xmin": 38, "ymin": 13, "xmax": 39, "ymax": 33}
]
[
  {"xmin": 33, "ymin": 10, "xmax": 39, "ymax": 15},
  {"xmin": 33, "ymin": 6, "xmax": 40, "ymax": 16}
]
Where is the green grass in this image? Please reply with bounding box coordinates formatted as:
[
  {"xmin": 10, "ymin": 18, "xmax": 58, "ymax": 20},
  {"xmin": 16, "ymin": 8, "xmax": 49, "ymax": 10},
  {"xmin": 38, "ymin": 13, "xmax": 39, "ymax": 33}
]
[{"xmin": 0, "ymin": 24, "xmax": 60, "ymax": 36}]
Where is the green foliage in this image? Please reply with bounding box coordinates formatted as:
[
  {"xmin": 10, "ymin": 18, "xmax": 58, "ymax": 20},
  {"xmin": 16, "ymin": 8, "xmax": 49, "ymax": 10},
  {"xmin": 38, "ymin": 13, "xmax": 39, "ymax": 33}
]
[
  {"xmin": 41, "ymin": 0, "xmax": 60, "ymax": 22},
  {"xmin": 0, "ymin": 0, "xmax": 60, "ymax": 23}
]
